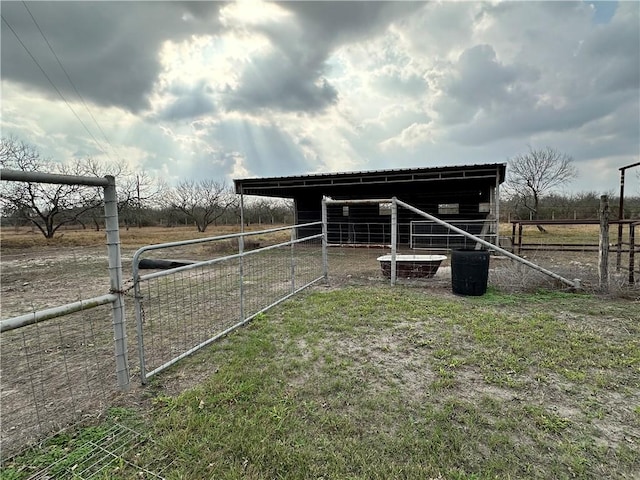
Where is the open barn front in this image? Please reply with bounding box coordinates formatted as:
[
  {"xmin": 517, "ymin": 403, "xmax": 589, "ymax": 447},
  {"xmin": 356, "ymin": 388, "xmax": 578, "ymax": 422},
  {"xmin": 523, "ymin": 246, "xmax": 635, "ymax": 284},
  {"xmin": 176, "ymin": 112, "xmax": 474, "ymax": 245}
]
[
  {"xmin": 320, "ymin": 196, "xmax": 580, "ymax": 292},
  {"xmin": 235, "ymin": 163, "xmax": 506, "ymax": 248}
]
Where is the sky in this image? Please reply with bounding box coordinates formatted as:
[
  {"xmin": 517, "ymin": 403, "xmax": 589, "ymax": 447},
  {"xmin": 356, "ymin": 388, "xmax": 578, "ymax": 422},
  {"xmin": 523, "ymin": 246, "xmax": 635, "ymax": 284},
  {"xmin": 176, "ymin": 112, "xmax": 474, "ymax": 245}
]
[{"xmin": 1, "ymin": 0, "xmax": 639, "ymax": 196}]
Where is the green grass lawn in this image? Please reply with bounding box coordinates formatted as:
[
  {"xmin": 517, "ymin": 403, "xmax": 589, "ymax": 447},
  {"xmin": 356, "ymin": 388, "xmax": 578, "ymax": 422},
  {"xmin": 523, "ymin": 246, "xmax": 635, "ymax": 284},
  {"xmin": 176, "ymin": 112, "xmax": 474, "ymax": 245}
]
[{"xmin": 3, "ymin": 286, "xmax": 639, "ymax": 479}]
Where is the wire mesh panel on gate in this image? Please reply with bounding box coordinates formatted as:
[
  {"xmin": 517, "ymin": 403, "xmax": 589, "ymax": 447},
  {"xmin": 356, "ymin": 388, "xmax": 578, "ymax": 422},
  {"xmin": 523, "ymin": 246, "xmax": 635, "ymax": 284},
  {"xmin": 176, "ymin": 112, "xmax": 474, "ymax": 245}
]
[
  {"xmin": 135, "ymin": 225, "xmax": 325, "ymax": 381},
  {"xmin": 0, "ymin": 305, "xmax": 119, "ymax": 459}
]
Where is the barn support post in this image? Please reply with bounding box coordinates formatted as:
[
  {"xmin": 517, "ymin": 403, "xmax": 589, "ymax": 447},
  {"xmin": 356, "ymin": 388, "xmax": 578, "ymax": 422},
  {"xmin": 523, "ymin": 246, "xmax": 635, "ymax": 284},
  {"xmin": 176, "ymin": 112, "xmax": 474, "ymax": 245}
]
[
  {"xmin": 616, "ymin": 162, "xmax": 640, "ymax": 271},
  {"xmin": 599, "ymin": 195, "xmax": 610, "ymax": 292},
  {"xmin": 494, "ymin": 166, "xmax": 500, "ymax": 246},
  {"xmin": 104, "ymin": 175, "xmax": 131, "ymax": 391},
  {"xmin": 391, "ymin": 197, "xmax": 398, "ymax": 286},
  {"xmin": 321, "ymin": 197, "xmax": 329, "ymax": 282},
  {"xmin": 239, "ymin": 185, "xmax": 245, "ymax": 232}
]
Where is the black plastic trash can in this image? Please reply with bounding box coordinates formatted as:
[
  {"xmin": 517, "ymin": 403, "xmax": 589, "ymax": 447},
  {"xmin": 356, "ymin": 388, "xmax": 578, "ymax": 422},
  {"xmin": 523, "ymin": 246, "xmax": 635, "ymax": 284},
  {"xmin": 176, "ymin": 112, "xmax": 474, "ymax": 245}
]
[{"xmin": 451, "ymin": 249, "xmax": 490, "ymax": 296}]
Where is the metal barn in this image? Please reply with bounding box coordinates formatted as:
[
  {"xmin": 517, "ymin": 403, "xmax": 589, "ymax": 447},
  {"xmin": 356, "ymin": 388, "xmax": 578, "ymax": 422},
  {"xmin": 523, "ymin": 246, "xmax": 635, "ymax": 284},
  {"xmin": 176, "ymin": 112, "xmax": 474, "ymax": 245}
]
[{"xmin": 234, "ymin": 163, "xmax": 506, "ymax": 248}]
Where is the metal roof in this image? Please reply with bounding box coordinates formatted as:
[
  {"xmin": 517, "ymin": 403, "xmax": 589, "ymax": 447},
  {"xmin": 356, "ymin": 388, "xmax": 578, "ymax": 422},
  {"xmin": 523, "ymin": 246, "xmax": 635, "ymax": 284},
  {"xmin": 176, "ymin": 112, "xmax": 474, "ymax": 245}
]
[{"xmin": 234, "ymin": 163, "xmax": 506, "ymax": 197}]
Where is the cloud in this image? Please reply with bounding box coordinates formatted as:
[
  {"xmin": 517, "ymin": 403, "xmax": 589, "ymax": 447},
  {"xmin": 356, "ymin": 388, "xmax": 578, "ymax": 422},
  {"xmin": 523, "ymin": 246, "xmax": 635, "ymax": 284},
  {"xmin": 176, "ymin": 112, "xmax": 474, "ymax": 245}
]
[
  {"xmin": 1, "ymin": 1, "xmax": 637, "ymax": 196},
  {"xmin": 207, "ymin": 118, "xmax": 313, "ymax": 177},
  {"xmin": 370, "ymin": 66, "xmax": 426, "ymax": 98},
  {"xmin": 434, "ymin": 44, "xmax": 539, "ymax": 125},
  {"xmin": 222, "ymin": 1, "xmax": 421, "ymax": 114},
  {"xmin": 154, "ymin": 81, "xmax": 216, "ymax": 121},
  {"xmin": 1, "ymin": 1, "xmax": 223, "ymax": 112},
  {"xmin": 276, "ymin": 1, "xmax": 421, "ymax": 48},
  {"xmin": 223, "ymin": 49, "xmax": 339, "ymax": 113}
]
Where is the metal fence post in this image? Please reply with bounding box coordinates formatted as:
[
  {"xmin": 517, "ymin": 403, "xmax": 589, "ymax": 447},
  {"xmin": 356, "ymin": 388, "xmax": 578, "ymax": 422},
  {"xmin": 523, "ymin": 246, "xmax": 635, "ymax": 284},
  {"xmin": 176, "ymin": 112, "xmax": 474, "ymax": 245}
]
[
  {"xmin": 132, "ymin": 254, "xmax": 148, "ymax": 384},
  {"xmin": 599, "ymin": 195, "xmax": 610, "ymax": 292},
  {"xmin": 391, "ymin": 197, "xmax": 398, "ymax": 286},
  {"xmin": 290, "ymin": 226, "xmax": 296, "ymax": 293},
  {"xmin": 239, "ymin": 230, "xmax": 245, "ymax": 322},
  {"xmin": 104, "ymin": 175, "xmax": 130, "ymax": 391},
  {"xmin": 629, "ymin": 223, "xmax": 636, "ymax": 284},
  {"xmin": 321, "ymin": 197, "xmax": 329, "ymax": 282}
]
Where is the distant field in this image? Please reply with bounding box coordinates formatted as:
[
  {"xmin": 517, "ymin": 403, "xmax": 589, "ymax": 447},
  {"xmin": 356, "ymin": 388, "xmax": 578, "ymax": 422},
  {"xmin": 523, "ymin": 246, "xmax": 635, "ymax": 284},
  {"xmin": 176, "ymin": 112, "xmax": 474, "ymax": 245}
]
[
  {"xmin": 500, "ymin": 223, "xmax": 620, "ymax": 246},
  {"xmin": 0, "ymin": 224, "xmax": 289, "ymax": 250},
  {"xmin": 1, "ymin": 222, "xmax": 621, "ymax": 250}
]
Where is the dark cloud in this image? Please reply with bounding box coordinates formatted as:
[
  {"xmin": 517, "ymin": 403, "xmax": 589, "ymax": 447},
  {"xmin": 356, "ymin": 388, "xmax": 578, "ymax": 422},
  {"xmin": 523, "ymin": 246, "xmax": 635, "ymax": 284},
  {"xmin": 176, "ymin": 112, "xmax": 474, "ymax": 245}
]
[
  {"xmin": 435, "ymin": 45, "xmax": 538, "ymax": 124},
  {"xmin": 432, "ymin": 2, "xmax": 638, "ymax": 152},
  {"xmin": 1, "ymin": 1, "xmax": 223, "ymax": 112},
  {"xmin": 583, "ymin": 10, "xmax": 639, "ymax": 58},
  {"xmin": 447, "ymin": 89, "xmax": 637, "ymax": 147},
  {"xmin": 448, "ymin": 45, "xmax": 520, "ymax": 104},
  {"xmin": 156, "ymin": 81, "xmax": 216, "ymax": 121},
  {"xmin": 224, "ymin": 50, "xmax": 338, "ymax": 113},
  {"xmin": 582, "ymin": 8, "xmax": 640, "ymax": 94},
  {"xmin": 223, "ymin": 1, "xmax": 421, "ymax": 114},
  {"xmin": 276, "ymin": 1, "xmax": 421, "ymax": 46}
]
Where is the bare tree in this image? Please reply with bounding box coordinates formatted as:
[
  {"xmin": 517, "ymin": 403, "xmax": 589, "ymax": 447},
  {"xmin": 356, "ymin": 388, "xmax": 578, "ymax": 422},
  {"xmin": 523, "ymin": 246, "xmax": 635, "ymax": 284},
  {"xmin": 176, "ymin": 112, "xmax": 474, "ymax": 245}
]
[
  {"xmin": 120, "ymin": 171, "xmax": 168, "ymax": 228},
  {"xmin": 165, "ymin": 179, "xmax": 237, "ymax": 232},
  {"xmin": 239, "ymin": 197, "xmax": 295, "ymax": 225},
  {"xmin": 0, "ymin": 137, "xmax": 103, "ymax": 238},
  {"xmin": 506, "ymin": 146, "xmax": 578, "ymax": 230},
  {"xmin": 80, "ymin": 158, "xmax": 167, "ymax": 230}
]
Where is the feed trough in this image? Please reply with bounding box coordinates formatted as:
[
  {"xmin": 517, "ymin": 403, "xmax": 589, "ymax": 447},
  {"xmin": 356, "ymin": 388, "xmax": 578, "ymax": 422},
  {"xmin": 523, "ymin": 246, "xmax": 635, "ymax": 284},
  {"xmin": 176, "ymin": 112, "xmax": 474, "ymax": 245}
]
[{"xmin": 377, "ymin": 254, "xmax": 447, "ymax": 279}]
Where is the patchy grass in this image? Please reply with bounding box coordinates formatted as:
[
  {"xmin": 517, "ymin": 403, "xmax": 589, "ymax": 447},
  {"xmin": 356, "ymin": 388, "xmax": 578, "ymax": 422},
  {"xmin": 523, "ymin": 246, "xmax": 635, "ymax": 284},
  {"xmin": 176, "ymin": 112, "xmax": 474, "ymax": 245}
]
[{"xmin": 3, "ymin": 286, "xmax": 639, "ymax": 479}]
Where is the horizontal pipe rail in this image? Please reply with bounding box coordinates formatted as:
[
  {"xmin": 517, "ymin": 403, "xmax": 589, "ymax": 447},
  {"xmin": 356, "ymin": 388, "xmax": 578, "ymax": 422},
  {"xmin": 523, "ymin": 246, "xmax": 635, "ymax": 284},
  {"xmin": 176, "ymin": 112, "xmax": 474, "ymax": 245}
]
[
  {"xmin": 133, "ymin": 221, "xmax": 321, "ymax": 259},
  {"xmin": 138, "ymin": 233, "xmax": 323, "ymax": 282},
  {"xmin": 1, "ymin": 294, "xmax": 117, "ymax": 332},
  {"xmin": 0, "ymin": 168, "xmax": 110, "ymax": 187},
  {"xmin": 511, "ymin": 219, "xmax": 636, "ymax": 225},
  {"xmin": 132, "ymin": 222, "xmax": 322, "ymax": 279},
  {"xmin": 324, "ymin": 198, "xmax": 393, "ymax": 205}
]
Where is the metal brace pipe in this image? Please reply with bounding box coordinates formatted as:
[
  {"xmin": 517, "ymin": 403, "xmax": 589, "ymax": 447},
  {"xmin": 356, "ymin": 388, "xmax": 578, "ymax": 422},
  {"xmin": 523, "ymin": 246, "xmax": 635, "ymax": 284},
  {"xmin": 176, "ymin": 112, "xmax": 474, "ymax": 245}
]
[{"xmin": 396, "ymin": 199, "xmax": 581, "ymax": 290}]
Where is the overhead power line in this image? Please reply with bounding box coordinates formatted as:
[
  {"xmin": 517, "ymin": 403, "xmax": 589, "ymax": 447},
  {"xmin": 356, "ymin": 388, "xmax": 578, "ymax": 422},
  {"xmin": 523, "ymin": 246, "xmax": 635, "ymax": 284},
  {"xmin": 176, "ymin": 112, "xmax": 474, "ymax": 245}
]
[
  {"xmin": 21, "ymin": 1, "xmax": 118, "ymax": 158},
  {"xmin": 1, "ymin": 13, "xmax": 113, "ymax": 161}
]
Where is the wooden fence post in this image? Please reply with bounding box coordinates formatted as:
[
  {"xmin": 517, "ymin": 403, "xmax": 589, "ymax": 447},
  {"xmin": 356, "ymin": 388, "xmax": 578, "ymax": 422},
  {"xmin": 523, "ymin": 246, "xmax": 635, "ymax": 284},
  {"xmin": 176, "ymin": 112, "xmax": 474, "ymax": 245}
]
[{"xmin": 599, "ymin": 195, "xmax": 610, "ymax": 292}]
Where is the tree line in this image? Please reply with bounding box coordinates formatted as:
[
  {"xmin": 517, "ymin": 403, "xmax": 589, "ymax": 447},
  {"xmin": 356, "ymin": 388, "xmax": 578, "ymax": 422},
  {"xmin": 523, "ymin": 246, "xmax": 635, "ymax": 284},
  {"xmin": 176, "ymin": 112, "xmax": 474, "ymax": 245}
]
[
  {"xmin": 500, "ymin": 191, "xmax": 640, "ymax": 222},
  {"xmin": 0, "ymin": 136, "xmax": 293, "ymax": 237},
  {"xmin": 1, "ymin": 137, "xmax": 638, "ymax": 239}
]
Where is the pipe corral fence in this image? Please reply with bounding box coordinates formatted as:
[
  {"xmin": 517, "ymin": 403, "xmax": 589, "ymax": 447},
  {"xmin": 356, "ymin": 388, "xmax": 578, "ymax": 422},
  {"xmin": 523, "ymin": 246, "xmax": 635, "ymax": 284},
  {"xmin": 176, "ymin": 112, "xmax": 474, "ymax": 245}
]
[
  {"xmin": 0, "ymin": 168, "xmax": 330, "ymax": 459},
  {"xmin": 510, "ymin": 219, "xmax": 638, "ymax": 285},
  {"xmin": 322, "ymin": 197, "xmax": 581, "ymax": 290}
]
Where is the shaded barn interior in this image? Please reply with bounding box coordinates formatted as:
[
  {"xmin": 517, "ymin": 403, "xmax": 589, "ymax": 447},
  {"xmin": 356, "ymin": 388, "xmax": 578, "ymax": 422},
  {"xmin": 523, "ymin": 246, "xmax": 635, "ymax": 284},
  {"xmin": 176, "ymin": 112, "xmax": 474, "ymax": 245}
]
[{"xmin": 234, "ymin": 164, "xmax": 506, "ymax": 248}]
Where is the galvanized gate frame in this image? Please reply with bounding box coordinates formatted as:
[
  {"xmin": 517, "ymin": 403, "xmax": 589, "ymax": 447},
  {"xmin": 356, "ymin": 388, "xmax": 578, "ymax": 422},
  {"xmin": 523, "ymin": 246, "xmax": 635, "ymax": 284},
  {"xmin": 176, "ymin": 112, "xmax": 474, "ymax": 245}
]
[
  {"xmin": 0, "ymin": 168, "xmax": 131, "ymax": 391},
  {"xmin": 321, "ymin": 196, "xmax": 581, "ymax": 290},
  {"xmin": 131, "ymin": 223, "xmax": 325, "ymax": 384}
]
